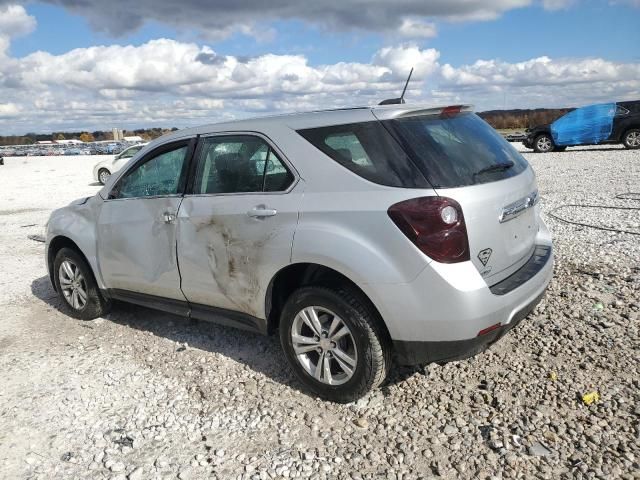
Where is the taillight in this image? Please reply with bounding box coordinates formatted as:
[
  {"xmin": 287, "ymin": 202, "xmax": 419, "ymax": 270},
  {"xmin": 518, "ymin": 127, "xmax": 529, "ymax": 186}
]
[
  {"xmin": 387, "ymin": 196, "xmax": 470, "ymax": 263},
  {"xmin": 440, "ymin": 105, "xmax": 462, "ymax": 118}
]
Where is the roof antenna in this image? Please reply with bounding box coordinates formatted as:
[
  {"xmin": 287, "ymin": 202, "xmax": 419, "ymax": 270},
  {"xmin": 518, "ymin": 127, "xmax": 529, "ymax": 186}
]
[{"xmin": 379, "ymin": 67, "xmax": 414, "ymax": 105}]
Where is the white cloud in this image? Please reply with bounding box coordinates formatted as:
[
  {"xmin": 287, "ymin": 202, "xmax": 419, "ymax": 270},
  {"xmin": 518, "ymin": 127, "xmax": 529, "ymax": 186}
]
[
  {"xmin": 0, "ymin": 102, "xmax": 20, "ymax": 117},
  {"xmin": 0, "ymin": 36, "xmax": 441, "ymax": 132},
  {"xmin": 398, "ymin": 19, "xmax": 438, "ymax": 38},
  {"xmin": 373, "ymin": 45, "xmax": 440, "ymax": 79},
  {"xmin": 0, "ymin": 4, "xmax": 36, "ymax": 39},
  {"xmin": 541, "ymin": 0, "xmax": 576, "ymax": 10},
  {"xmin": 438, "ymin": 56, "xmax": 640, "ymax": 109}
]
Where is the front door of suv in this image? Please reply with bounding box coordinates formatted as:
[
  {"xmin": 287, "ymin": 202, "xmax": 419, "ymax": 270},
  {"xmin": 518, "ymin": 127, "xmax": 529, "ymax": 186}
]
[
  {"xmin": 177, "ymin": 134, "xmax": 301, "ymax": 325},
  {"xmin": 97, "ymin": 139, "xmax": 193, "ymax": 302}
]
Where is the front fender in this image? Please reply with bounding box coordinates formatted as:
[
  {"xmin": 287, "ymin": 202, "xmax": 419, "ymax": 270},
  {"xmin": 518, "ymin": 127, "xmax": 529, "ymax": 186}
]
[{"xmin": 46, "ymin": 195, "xmax": 104, "ymax": 288}]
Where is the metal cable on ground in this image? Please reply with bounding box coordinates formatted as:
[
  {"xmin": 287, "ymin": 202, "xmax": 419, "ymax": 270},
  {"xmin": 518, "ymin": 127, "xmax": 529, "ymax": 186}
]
[{"xmin": 547, "ymin": 192, "xmax": 640, "ymax": 236}]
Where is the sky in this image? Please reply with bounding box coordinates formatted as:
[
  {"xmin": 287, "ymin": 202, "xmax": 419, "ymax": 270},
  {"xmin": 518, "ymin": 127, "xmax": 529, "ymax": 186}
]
[{"xmin": 0, "ymin": 0, "xmax": 639, "ymax": 134}]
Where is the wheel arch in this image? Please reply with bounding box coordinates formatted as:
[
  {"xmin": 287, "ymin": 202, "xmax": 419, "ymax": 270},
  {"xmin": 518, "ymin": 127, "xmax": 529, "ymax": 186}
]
[
  {"xmin": 47, "ymin": 236, "xmax": 92, "ymax": 292},
  {"xmin": 265, "ymin": 262, "xmax": 391, "ymax": 343}
]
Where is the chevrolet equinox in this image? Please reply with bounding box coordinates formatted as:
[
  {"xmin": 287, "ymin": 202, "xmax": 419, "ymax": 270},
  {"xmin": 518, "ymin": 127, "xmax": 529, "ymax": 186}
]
[{"xmin": 46, "ymin": 104, "xmax": 553, "ymax": 402}]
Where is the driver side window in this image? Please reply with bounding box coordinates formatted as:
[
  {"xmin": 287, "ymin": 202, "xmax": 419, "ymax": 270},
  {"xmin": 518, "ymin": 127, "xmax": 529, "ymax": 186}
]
[{"xmin": 113, "ymin": 143, "xmax": 188, "ymax": 199}]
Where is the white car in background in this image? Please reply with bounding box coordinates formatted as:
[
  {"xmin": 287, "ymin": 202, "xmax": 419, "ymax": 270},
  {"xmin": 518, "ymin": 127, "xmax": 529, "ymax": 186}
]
[{"xmin": 93, "ymin": 143, "xmax": 148, "ymax": 185}]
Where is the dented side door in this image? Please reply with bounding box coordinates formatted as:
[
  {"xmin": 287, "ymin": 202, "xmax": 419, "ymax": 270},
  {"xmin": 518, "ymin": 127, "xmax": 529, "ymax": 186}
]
[{"xmin": 176, "ymin": 133, "xmax": 302, "ymax": 321}]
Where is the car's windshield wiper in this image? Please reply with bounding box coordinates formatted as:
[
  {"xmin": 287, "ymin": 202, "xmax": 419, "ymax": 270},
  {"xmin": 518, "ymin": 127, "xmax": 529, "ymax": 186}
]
[{"xmin": 472, "ymin": 161, "xmax": 514, "ymax": 179}]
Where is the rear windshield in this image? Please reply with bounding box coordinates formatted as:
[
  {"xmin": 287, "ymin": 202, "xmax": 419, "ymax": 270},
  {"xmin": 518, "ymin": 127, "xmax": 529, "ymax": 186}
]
[
  {"xmin": 297, "ymin": 112, "xmax": 528, "ymax": 189},
  {"xmin": 383, "ymin": 113, "xmax": 528, "ymax": 188}
]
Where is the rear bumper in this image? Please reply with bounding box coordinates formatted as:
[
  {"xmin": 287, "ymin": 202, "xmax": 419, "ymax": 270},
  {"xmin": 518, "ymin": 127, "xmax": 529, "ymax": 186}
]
[
  {"xmin": 393, "ymin": 288, "xmax": 546, "ymax": 365},
  {"xmin": 361, "ymin": 221, "xmax": 553, "ymax": 361}
]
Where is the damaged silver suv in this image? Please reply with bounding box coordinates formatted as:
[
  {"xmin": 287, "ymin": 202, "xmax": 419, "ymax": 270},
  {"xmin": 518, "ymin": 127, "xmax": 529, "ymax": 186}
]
[{"xmin": 46, "ymin": 104, "xmax": 553, "ymax": 402}]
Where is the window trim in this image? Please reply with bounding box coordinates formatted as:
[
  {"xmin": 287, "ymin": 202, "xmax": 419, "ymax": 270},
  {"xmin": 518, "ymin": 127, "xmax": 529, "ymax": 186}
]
[
  {"xmin": 185, "ymin": 131, "xmax": 298, "ymax": 197},
  {"xmin": 107, "ymin": 138, "xmax": 196, "ymax": 201},
  {"xmin": 615, "ymin": 105, "xmax": 630, "ymax": 117}
]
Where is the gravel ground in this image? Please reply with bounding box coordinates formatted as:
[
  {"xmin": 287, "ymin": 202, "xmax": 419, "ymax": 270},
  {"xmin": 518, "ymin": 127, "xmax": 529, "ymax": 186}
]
[{"xmin": 0, "ymin": 146, "xmax": 638, "ymax": 480}]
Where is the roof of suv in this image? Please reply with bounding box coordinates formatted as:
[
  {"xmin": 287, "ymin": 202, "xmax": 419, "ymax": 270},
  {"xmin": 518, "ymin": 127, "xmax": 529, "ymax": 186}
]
[{"xmin": 159, "ymin": 104, "xmax": 474, "ymax": 142}]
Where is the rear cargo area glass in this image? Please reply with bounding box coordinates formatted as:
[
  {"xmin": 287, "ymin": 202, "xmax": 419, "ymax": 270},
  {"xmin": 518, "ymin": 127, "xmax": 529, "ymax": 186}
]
[{"xmin": 384, "ymin": 113, "xmax": 528, "ymax": 188}]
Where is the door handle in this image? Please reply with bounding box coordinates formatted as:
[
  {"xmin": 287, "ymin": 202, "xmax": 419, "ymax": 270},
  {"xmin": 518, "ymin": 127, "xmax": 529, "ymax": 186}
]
[
  {"xmin": 163, "ymin": 211, "xmax": 176, "ymax": 224},
  {"xmin": 247, "ymin": 206, "xmax": 277, "ymax": 218}
]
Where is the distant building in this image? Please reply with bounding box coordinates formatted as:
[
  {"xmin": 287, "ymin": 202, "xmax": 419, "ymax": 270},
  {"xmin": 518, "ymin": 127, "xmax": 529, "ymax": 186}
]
[
  {"xmin": 123, "ymin": 136, "xmax": 143, "ymax": 143},
  {"xmin": 112, "ymin": 128, "xmax": 124, "ymax": 141},
  {"xmin": 37, "ymin": 141, "xmax": 55, "ymax": 145},
  {"xmin": 55, "ymin": 139, "xmax": 83, "ymax": 145}
]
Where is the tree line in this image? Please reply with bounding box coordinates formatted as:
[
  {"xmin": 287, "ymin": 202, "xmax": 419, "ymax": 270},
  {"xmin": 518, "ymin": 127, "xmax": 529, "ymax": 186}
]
[{"xmin": 478, "ymin": 108, "xmax": 573, "ymax": 130}]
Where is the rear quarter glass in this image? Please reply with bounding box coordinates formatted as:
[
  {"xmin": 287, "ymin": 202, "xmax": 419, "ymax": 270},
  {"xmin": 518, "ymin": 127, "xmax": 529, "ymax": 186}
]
[{"xmin": 296, "ymin": 121, "xmax": 430, "ymax": 188}]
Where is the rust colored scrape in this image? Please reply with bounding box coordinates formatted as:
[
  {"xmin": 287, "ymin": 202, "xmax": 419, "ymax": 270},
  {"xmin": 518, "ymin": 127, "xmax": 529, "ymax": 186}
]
[{"xmin": 202, "ymin": 218, "xmax": 275, "ymax": 317}]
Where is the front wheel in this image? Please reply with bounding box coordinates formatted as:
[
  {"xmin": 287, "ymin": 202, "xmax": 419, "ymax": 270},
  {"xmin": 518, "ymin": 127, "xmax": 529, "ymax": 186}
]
[
  {"xmin": 280, "ymin": 286, "xmax": 390, "ymax": 403},
  {"xmin": 54, "ymin": 248, "xmax": 110, "ymax": 320},
  {"xmin": 623, "ymin": 129, "xmax": 640, "ymax": 149},
  {"xmin": 533, "ymin": 134, "xmax": 555, "ymax": 153},
  {"xmin": 98, "ymin": 168, "xmax": 111, "ymax": 185}
]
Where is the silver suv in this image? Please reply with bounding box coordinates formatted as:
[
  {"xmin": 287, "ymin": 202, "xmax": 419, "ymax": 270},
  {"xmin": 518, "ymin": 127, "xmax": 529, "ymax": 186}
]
[{"xmin": 46, "ymin": 104, "xmax": 553, "ymax": 402}]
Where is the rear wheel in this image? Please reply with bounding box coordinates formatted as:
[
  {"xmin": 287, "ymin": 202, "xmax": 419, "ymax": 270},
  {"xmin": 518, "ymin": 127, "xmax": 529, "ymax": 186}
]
[
  {"xmin": 280, "ymin": 286, "xmax": 390, "ymax": 403},
  {"xmin": 623, "ymin": 129, "xmax": 640, "ymax": 149},
  {"xmin": 98, "ymin": 168, "xmax": 111, "ymax": 185},
  {"xmin": 533, "ymin": 134, "xmax": 555, "ymax": 153},
  {"xmin": 54, "ymin": 247, "xmax": 110, "ymax": 320}
]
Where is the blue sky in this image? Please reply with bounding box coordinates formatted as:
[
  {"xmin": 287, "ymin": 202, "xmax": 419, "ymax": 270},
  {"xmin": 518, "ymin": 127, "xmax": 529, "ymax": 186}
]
[{"xmin": 0, "ymin": 0, "xmax": 639, "ymax": 133}]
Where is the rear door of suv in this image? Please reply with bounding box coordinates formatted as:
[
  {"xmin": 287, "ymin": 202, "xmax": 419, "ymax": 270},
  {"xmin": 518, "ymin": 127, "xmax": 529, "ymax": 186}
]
[{"xmin": 176, "ymin": 133, "xmax": 301, "ymax": 325}]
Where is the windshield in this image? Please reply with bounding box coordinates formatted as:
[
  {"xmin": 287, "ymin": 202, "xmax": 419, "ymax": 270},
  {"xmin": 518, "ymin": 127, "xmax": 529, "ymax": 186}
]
[{"xmin": 384, "ymin": 112, "xmax": 529, "ymax": 188}]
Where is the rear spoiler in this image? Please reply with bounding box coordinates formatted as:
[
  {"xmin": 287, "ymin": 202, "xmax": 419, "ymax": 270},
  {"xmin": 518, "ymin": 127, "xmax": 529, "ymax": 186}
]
[{"xmin": 371, "ymin": 104, "xmax": 474, "ymax": 121}]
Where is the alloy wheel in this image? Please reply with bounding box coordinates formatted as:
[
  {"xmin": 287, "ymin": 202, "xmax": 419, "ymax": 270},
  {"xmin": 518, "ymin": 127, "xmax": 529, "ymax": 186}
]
[
  {"xmin": 626, "ymin": 131, "xmax": 640, "ymax": 147},
  {"xmin": 537, "ymin": 136, "xmax": 552, "ymax": 152},
  {"xmin": 291, "ymin": 306, "xmax": 357, "ymax": 386},
  {"xmin": 59, "ymin": 260, "xmax": 88, "ymax": 310},
  {"xmin": 99, "ymin": 170, "xmax": 110, "ymax": 184}
]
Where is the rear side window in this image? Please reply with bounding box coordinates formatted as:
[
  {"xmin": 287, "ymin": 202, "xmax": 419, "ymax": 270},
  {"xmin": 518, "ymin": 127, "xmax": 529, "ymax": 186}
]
[
  {"xmin": 297, "ymin": 122, "xmax": 429, "ymax": 188},
  {"xmin": 384, "ymin": 113, "xmax": 529, "ymax": 188},
  {"xmin": 193, "ymin": 135, "xmax": 294, "ymax": 194}
]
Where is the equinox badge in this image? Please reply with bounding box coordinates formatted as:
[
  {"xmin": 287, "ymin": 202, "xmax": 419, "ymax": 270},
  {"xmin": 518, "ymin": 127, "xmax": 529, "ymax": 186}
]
[{"xmin": 499, "ymin": 190, "xmax": 538, "ymax": 223}]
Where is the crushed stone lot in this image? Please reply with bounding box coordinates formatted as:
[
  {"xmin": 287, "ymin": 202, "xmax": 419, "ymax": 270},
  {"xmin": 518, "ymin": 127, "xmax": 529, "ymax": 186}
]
[{"xmin": 0, "ymin": 146, "xmax": 639, "ymax": 480}]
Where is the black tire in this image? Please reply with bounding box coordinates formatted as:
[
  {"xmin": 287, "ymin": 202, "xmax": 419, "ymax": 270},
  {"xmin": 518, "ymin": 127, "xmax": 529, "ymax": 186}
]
[
  {"xmin": 53, "ymin": 247, "xmax": 111, "ymax": 320},
  {"xmin": 98, "ymin": 168, "xmax": 111, "ymax": 185},
  {"xmin": 279, "ymin": 286, "xmax": 390, "ymax": 403},
  {"xmin": 622, "ymin": 129, "xmax": 640, "ymax": 149},
  {"xmin": 533, "ymin": 134, "xmax": 555, "ymax": 153}
]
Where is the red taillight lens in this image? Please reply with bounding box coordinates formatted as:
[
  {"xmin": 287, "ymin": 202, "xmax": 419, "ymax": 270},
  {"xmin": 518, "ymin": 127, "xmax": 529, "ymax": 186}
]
[{"xmin": 387, "ymin": 196, "xmax": 470, "ymax": 263}]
